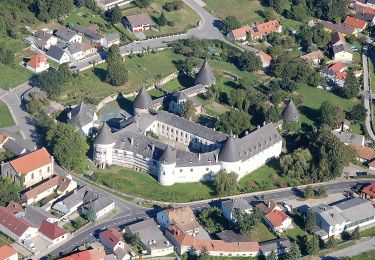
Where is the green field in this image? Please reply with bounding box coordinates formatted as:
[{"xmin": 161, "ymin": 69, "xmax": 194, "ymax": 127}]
[
  {"xmin": 0, "ymin": 100, "xmax": 15, "ymax": 128},
  {"xmin": 352, "ymin": 250, "xmax": 375, "ymax": 260},
  {"xmin": 122, "ymin": 0, "xmax": 199, "ymax": 37},
  {"xmin": 203, "ymin": 0, "xmax": 265, "ymax": 25},
  {"xmin": 249, "ymin": 222, "xmax": 276, "ymax": 242},
  {"xmin": 0, "ymin": 64, "xmax": 32, "ymax": 90}
]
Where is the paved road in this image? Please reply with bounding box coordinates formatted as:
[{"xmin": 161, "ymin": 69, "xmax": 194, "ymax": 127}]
[
  {"xmin": 362, "ymin": 41, "xmax": 375, "ymax": 141},
  {"xmin": 325, "ymin": 236, "xmax": 375, "ymax": 258}
]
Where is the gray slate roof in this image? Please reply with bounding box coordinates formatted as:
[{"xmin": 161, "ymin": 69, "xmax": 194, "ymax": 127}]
[
  {"xmin": 282, "ymin": 100, "xmax": 299, "ymax": 122},
  {"xmin": 103, "ymin": 33, "xmax": 120, "ymax": 43},
  {"xmin": 68, "ymin": 43, "xmax": 83, "ymax": 55},
  {"xmin": 68, "ymin": 103, "xmax": 95, "ymax": 128},
  {"xmin": 331, "ymin": 130, "xmax": 364, "ymax": 146},
  {"xmin": 124, "ymin": 13, "xmax": 152, "ymax": 28},
  {"xmin": 72, "ymin": 24, "xmax": 101, "ymax": 41},
  {"xmin": 335, "ymin": 197, "xmax": 375, "ymax": 224},
  {"xmin": 333, "ymin": 44, "xmax": 354, "ymax": 54},
  {"xmin": 95, "ymin": 122, "xmax": 115, "ymax": 145},
  {"xmin": 46, "ymin": 45, "xmax": 66, "ymax": 60},
  {"xmin": 218, "ymin": 136, "xmax": 240, "ymax": 162},
  {"xmin": 356, "ymin": 12, "xmax": 375, "ymax": 22},
  {"xmin": 83, "ymin": 195, "xmax": 113, "ymax": 213},
  {"xmin": 3, "ymin": 138, "xmax": 27, "ymax": 155},
  {"xmin": 195, "ymin": 59, "xmax": 216, "ymax": 86},
  {"xmin": 222, "ymin": 198, "xmax": 252, "ymax": 212},
  {"xmin": 259, "ymin": 238, "xmax": 291, "ymax": 254},
  {"xmin": 159, "ymin": 145, "xmax": 176, "ymax": 164},
  {"xmin": 133, "ymin": 86, "xmax": 153, "ymax": 113},
  {"xmin": 313, "ymin": 204, "xmax": 347, "ymax": 226},
  {"xmin": 52, "ymin": 186, "xmax": 88, "ymax": 213},
  {"xmin": 55, "ymin": 27, "xmax": 78, "ymax": 42},
  {"xmin": 23, "ymin": 206, "xmax": 56, "ymax": 228}
]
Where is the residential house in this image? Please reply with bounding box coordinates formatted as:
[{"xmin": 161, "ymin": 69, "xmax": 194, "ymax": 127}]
[
  {"xmin": 55, "ymin": 28, "xmax": 82, "ymax": 44},
  {"xmin": 99, "ymin": 228, "xmax": 127, "ymax": 253},
  {"xmin": 249, "ymin": 20, "xmax": 282, "ymax": 41},
  {"xmin": 52, "ymin": 186, "xmax": 87, "ymax": 216},
  {"xmin": 67, "ymin": 103, "xmax": 98, "ymax": 136},
  {"xmin": 0, "ymin": 148, "xmax": 54, "ymax": 189},
  {"xmin": 0, "ymin": 206, "xmax": 38, "ymax": 243},
  {"xmin": 22, "ymin": 175, "xmax": 77, "ymax": 205},
  {"xmin": 34, "ymin": 31, "xmax": 58, "ymax": 50},
  {"xmin": 331, "ymin": 130, "xmax": 365, "ymax": 146},
  {"xmin": 6, "ymin": 201, "xmax": 23, "ymax": 215},
  {"xmin": 167, "ymin": 91, "xmax": 202, "ymax": 116},
  {"xmin": 258, "ymin": 51, "xmax": 273, "ymax": 68},
  {"xmin": 355, "ymin": 4, "xmax": 375, "ymax": 16},
  {"xmin": 319, "ymin": 20, "xmax": 356, "ymax": 35},
  {"xmin": 333, "ymin": 120, "xmax": 351, "ymax": 132},
  {"xmin": 39, "ymin": 220, "xmax": 68, "ymax": 245},
  {"xmin": 221, "ymin": 198, "xmax": 252, "ymax": 222},
  {"xmin": 67, "ymin": 43, "xmax": 85, "ymax": 61},
  {"xmin": 264, "ymin": 210, "xmax": 292, "ymax": 233},
  {"xmin": 216, "ymin": 230, "xmax": 250, "ymax": 243},
  {"xmin": 100, "ymin": 33, "xmax": 121, "ymax": 49},
  {"xmin": 329, "ymin": 62, "xmax": 347, "ymax": 73},
  {"xmin": 367, "ymin": 0, "xmax": 375, "ymax": 9},
  {"xmin": 81, "ymin": 195, "xmax": 115, "ymax": 219},
  {"xmin": 0, "ymin": 245, "xmax": 18, "ymax": 260},
  {"xmin": 60, "ymin": 247, "xmax": 106, "ymax": 260},
  {"xmin": 320, "ymin": 63, "xmax": 349, "ymax": 88},
  {"xmin": 259, "ymin": 238, "xmax": 291, "ymax": 256},
  {"xmin": 343, "ymin": 16, "xmax": 367, "ymax": 32},
  {"xmin": 255, "ymin": 201, "xmax": 283, "ymax": 215},
  {"xmin": 123, "ymin": 13, "xmax": 152, "ymax": 33},
  {"xmin": 26, "ymin": 54, "xmax": 49, "ymax": 73},
  {"xmin": 125, "ymin": 219, "xmax": 174, "ymax": 257},
  {"xmin": 46, "ymin": 46, "xmax": 70, "ymax": 64},
  {"xmin": 361, "ymin": 182, "xmax": 375, "ymax": 202},
  {"xmin": 334, "ymin": 71, "xmax": 348, "ymax": 87},
  {"xmin": 349, "ymin": 144, "xmax": 375, "ymax": 163},
  {"xmin": 313, "ymin": 198, "xmax": 375, "ymax": 239},
  {"xmin": 82, "ymin": 42, "xmax": 97, "ymax": 56},
  {"xmin": 72, "ymin": 24, "xmax": 101, "ymax": 42},
  {"xmin": 1, "ymin": 137, "xmax": 27, "ymax": 155},
  {"xmin": 300, "ymin": 50, "xmax": 323, "ymax": 65},
  {"xmin": 368, "ymin": 160, "xmax": 375, "ymax": 171},
  {"xmin": 354, "ymin": 70, "xmax": 363, "ymax": 78},
  {"xmin": 356, "ymin": 11, "xmax": 375, "ymax": 26},
  {"xmin": 96, "ymin": 0, "xmax": 132, "ymax": 10},
  {"xmin": 331, "ymin": 32, "xmax": 346, "ymax": 47},
  {"xmin": 157, "ymin": 207, "xmax": 201, "ymax": 236},
  {"xmin": 227, "ymin": 26, "xmax": 252, "ymax": 42},
  {"xmin": 332, "ymin": 44, "xmax": 354, "ymax": 62},
  {"xmin": 20, "ymin": 206, "xmax": 58, "ymax": 228},
  {"xmin": 165, "ymin": 224, "xmax": 259, "ymax": 257}
]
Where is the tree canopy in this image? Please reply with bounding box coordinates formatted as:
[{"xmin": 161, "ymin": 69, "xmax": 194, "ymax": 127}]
[
  {"xmin": 318, "ymin": 101, "xmax": 345, "ymax": 127},
  {"xmin": 215, "ymin": 170, "xmax": 238, "ymax": 196},
  {"xmin": 106, "ymin": 45, "xmax": 128, "ymax": 86},
  {"xmin": 215, "ymin": 109, "xmax": 251, "ymax": 135},
  {"xmin": 237, "ymin": 51, "xmax": 262, "ymax": 72},
  {"xmin": 0, "ymin": 177, "xmax": 22, "ymax": 206},
  {"xmin": 280, "ymin": 148, "xmax": 313, "ymax": 180},
  {"xmin": 221, "ymin": 16, "xmax": 241, "ymax": 34}
]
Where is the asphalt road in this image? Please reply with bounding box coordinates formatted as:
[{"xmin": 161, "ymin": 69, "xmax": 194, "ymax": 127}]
[{"xmin": 325, "ymin": 236, "xmax": 375, "ymax": 258}]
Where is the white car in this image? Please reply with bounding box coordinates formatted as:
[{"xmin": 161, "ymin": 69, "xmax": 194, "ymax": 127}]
[{"xmin": 62, "ymin": 216, "xmax": 70, "ymax": 222}]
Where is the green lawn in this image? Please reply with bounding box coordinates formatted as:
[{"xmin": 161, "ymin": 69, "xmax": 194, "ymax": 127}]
[
  {"xmin": 122, "ymin": 0, "xmax": 199, "ymax": 37},
  {"xmin": 0, "ymin": 100, "xmax": 15, "ymax": 128},
  {"xmin": 163, "ymin": 74, "xmax": 195, "ymax": 91},
  {"xmin": 204, "ymin": 101, "xmax": 230, "ymax": 116},
  {"xmin": 249, "ymin": 222, "xmax": 276, "ymax": 242},
  {"xmin": 0, "ymin": 64, "xmax": 32, "ymax": 90},
  {"xmin": 92, "ymin": 167, "xmax": 215, "ymax": 202},
  {"xmin": 352, "ymin": 250, "xmax": 375, "ymax": 260},
  {"xmin": 203, "ymin": 0, "xmax": 265, "ymax": 25}
]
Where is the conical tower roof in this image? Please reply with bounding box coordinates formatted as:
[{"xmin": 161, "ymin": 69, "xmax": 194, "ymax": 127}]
[
  {"xmin": 218, "ymin": 135, "xmax": 240, "ymax": 163},
  {"xmin": 282, "ymin": 100, "xmax": 299, "ymax": 122},
  {"xmin": 195, "ymin": 59, "xmax": 216, "ymax": 86},
  {"xmin": 95, "ymin": 122, "xmax": 115, "ymax": 145},
  {"xmin": 133, "ymin": 86, "xmax": 152, "ymax": 111},
  {"xmin": 159, "ymin": 145, "xmax": 176, "ymax": 164}
]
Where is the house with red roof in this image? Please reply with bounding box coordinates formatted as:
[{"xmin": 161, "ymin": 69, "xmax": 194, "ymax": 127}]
[
  {"xmin": 39, "ymin": 220, "xmax": 68, "ymax": 245},
  {"xmin": 0, "ymin": 245, "xmax": 18, "ymax": 260},
  {"xmin": 343, "ymin": 16, "xmax": 367, "ymax": 32},
  {"xmin": 258, "ymin": 51, "xmax": 273, "ymax": 68},
  {"xmin": 227, "ymin": 26, "xmax": 252, "ymax": 42},
  {"xmin": 264, "ymin": 210, "xmax": 292, "ymax": 233},
  {"xmin": 1, "ymin": 148, "xmax": 54, "ymax": 188},
  {"xmin": 0, "ymin": 206, "xmax": 38, "ymax": 242},
  {"xmin": 249, "ymin": 20, "xmax": 282, "ymax": 41},
  {"xmin": 349, "ymin": 144, "xmax": 375, "ymax": 163},
  {"xmin": 300, "ymin": 51, "xmax": 323, "ymax": 65},
  {"xmin": 26, "ymin": 54, "xmax": 49, "ymax": 73},
  {"xmin": 361, "ymin": 182, "xmax": 375, "ymax": 202},
  {"xmin": 99, "ymin": 228, "xmax": 126, "ymax": 251},
  {"xmin": 60, "ymin": 247, "xmax": 106, "ymax": 260},
  {"xmin": 6, "ymin": 201, "xmax": 23, "ymax": 214}
]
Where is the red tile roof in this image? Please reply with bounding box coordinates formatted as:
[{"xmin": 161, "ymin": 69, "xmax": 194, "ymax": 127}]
[
  {"xmin": 335, "ymin": 72, "xmax": 348, "ymax": 80},
  {"xmin": 343, "ymin": 16, "xmax": 367, "ymax": 29},
  {"xmin": 10, "ymin": 148, "xmax": 52, "ymax": 175},
  {"xmin": 300, "ymin": 51, "xmax": 323, "ymax": 61},
  {"xmin": 99, "ymin": 228, "xmax": 124, "ymax": 248},
  {"xmin": 39, "ymin": 220, "xmax": 67, "ymax": 240},
  {"xmin": 349, "ymin": 144, "xmax": 375, "ymax": 160},
  {"xmin": 26, "ymin": 54, "xmax": 48, "ymax": 69},
  {"xmin": 24, "ymin": 175, "xmax": 71, "ymax": 200},
  {"xmin": 60, "ymin": 247, "xmax": 106, "ymax": 260},
  {"xmin": 329, "ymin": 62, "xmax": 346, "ymax": 72},
  {"xmin": 6, "ymin": 201, "xmax": 23, "ymax": 214},
  {"xmin": 230, "ymin": 26, "xmax": 252, "ymax": 40},
  {"xmin": 355, "ymin": 4, "xmax": 375, "ymax": 15},
  {"xmin": 258, "ymin": 51, "xmax": 273, "ymax": 64},
  {"xmin": 0, "ymin": 206, "xmax": 35, "ymax": 237},
  {"xmin": 251, "ymin": 20, "xmax": 281, "ymax": 38},
  {"xmin": 167, "ymin": 225, "xmax": 259, "ymax": 253},
  {"xmin": 362, "ymin": 182, "xmax": 375, "ymax": 198},
  {"xmin": 265, "ymin": 210, "xmax": 290, "ymax": 228},
  {"xmin": 0, "ymin": 245, "xmax": 17, "ymax": 260},
  {"xmin": 354, "ymin": 70, "xmax": 363, "ymax": 77}
]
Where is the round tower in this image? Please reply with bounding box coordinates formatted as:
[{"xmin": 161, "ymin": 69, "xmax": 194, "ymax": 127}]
[
  {"xmin": 195, "ymin": 59, "xmax": 216, "ymax": 86},
  {"xmin": 281, "ymin": 99, "xmax": 299, "ymax": 122},
  {"xmin": 94, "ymin": 122, "xmax": 116, "ymax": 168},
  {"xmin": 133, "ymin": 86, "xmax": 152, "ymax": 115},
  {"xmin": 158, "ymin": 145, "xmax": 177, "ymax": 186},
  {"xmin": 218, "ymin": 135, "xmax": 241, "ymax": 174}
]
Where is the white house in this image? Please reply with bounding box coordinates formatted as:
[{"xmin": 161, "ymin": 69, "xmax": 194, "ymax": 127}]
[
  {"xmin": 0, "ymin": 245, "xmax": 18, "ymax": 260},
  {"xmin": 55, "ymin": 28, "xmax": 82, "ymax": 44},
  {"xmin": 264, "ymin": 210, "xmax": 293, "ymax": 233},
  {"xmin": 26, "ymin": 54, "xmax": 49, "ymax": 73},
  {"xmin": 81, "ymin": 195, "xmax": 115, "ymax": 219},
  {"xmin": 67, "ymin": 103, "xmax": 98, "ymax": 136},
  {"xmin": 332, "ymin": 44, "xmax": 354, "ymax": 63},
  {"xmin": 38, "ymin": 220, "xmax": 68, "ymax": 245},
  {"xmin": 221, "ymin": 198, "xmax": 252, "ymax": 222},
  {"xmin": 100, "ymin": 33, "xmax": 121, "ymax": 49},
  {"xmin": 46, "ymin": 46, "xmax": 70, "ymax": 64},
  {"xmin": 67, "ymin": 43, "xmax": 85, "ymax": 61},
  {"xmin": 99, "ymin": 228, "xmax": 126, "ymax": 251}
]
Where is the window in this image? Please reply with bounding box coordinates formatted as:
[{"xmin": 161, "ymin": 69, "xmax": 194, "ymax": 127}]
[
  {"xmin": 47, "ymin": 166, "xmax": 50, "ymax": 172},
  {"xmin": 31, "ymin": 172, "xmax": 34, "ymax": 179},
  {"xmin": 206, "ymin": 168, "xmax": 209, "ymax": 171},
  {"xmin": 180, "ymin": 169, "xmax": 183, "ymax": 173},
  {"xmin": 190, "ymin": 168, "xmax": 193, "ymax": 172}
]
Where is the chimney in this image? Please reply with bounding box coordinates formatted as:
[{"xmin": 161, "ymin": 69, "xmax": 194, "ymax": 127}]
[
  {"xmin": 67, "ymin": 111, "xmax": 72, "ymax": 120},
  {"xmin": 198, "ymin": 153, "xmax": 201, "ymax": 160},
  {"xmin": 130, "ymin": 137, "xmax": 134, "ymax": 145},
  {"xmin": 151, "ymin": 143, "xmax": 155, "ymax": 152},
  {"xmin": 263, "ymin": 121, "xmax": 266, "ymax": 126},
  {"xmin": 176, "ymin": 230, "xmax": 180, "ymax": 236},
  {"xmin": 257, "ymin": 125, "xmax": 260, "ymax": 129},
  {"xmin": 245, "ymin": 130, "xmax": 249, "ymax": 135},
  {"xmin": 268, "ymin": 201, "xmax": 271, "ymax": 208}
]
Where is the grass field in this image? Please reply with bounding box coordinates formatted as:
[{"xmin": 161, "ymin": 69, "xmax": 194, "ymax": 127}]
[
  {"xmin": 352, "ymin": 250, "xmax": 375, "ymax": 260},
  {"xmin": 122, "ymin": 0, "xmax": 199, "ymax": 37},
  {"xmin": 0, "ymin": 100, "xmax": 15, "ymax": 128},
  {"xmin": 249, "ymin": 222, "xmax": 276, "ymax": 242},
  {"xmin": 0, "ymin": 64, "xmax": 32, "ymax": 90},
  {"xmin": 203, "ymin": 0, "xmax": 265, "ymax": 25}
]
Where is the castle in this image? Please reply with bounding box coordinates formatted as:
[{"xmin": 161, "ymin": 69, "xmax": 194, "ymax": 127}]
[{"xmin": 93, "ymin": 60, "xmax": 297, "ymax": 186}]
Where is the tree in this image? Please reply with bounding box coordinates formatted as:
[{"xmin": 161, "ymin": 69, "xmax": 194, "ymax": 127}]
[
  {"xmin": 46, "ymin": 123, "xmax": 89, "ymax": 173},
  {"xmin": 215, "ymin": 170, "xmax": 238, "ymax": 196},
  {"xmin": 182, "ymin": 99, "xmax": 197, "ymax": 121},
  {"xmin": 280, "ymin": 149, "xmax": 312, "ymax": 180},
  {"xmin": 105, "ymin": 5, "xmax": 122, "ymax": 24},
  {"xmin": 157, "ymin": 12, "xmax": 167, "ymax": 26},
  {"xmin": 318, "ymin": 101, "xmax": 345, "ymax": 127},
  {"xmin": 164, "ymin": 0, "xmax": 183, "ymax": 11},
  {"xmin": 215, "ymin": 109, "xmax": 251, "ymax": 135},
  {"xmin": 37, "ymin": 70, "xmax": 64, "ymax": 98},
  {"xmin": 175, "ymin": 57, "xmax": 198, "ymax": 76},
  {"xmin": 0, "ymin": 45, "xmax": 14, "ymax": 64},
  {"xmin": 0, "ymin": 177, "xmax": 22, "ymax": 206},
  {"xmin": 234, "ymin": 207, "xmax": 262, "ymax": 237},
  {"xmin": 264, "ymin": 106, "xmax": 281, "ymax": 123},
  {"xmin": 198, "ymin": 207, "xmax": 223, "ymax": 231},
  {"xmin": 34, "ymin": 0, "xmax": 75, "ymax": 21},
  {"xmin": 198, "ymin": 246, "xmax": 211, "ymax": 260},
  {"xmin": 26, "ymin": 98, "xmax": 45, "ymax": 116},
  {"xmin": 268, "ymin": 250, "xmax": 277, "ymax": 260},
  {"xmin": 341, "ymin": 73, "xmax": 360, "ymax": 99},
  {"xmin": 83, "ymin": 206, "xmax": 97, "ymax": 222},
  {"xmin": 106, "ymin": 61, "xmax": 128, "ymax": 86},
  {"xmin": 124, "ymin": 233, "xmax": 141, "ymax": 247},
  {"xmin": 325, "ymin": 236, "xmax": 336, "ymax": 248},
  {"xmin": 288, "ymin": 1, "xmax": 308, "ymax": 21},
  {"xmin": 285, "ymin": 242, "xmax": 301, "ymax": 260},
  {"xmin": 58, "ymin": 63, "xmax": 73, "ymax": 83},
  {"xmin": 304, "ymin": 185, "xmax": 314, "ymax": 199},
  {"xmin": 107, "ymin": 45, "xmax": 122, "ymax": 64},
  {"xmin": 134, "ymin": 0, "xmax": 153, "ymax": 8},
  {"xmin": 317, "ymin": 186, "xmax": 326, "ymax": 197},
  {"xmin": 269, "ymin": 0, "xmax": 288, "ymax": 14},
  {"xmin": 305, "ymin": 209, "xmax": 316, "ymax": 233},
  {"xmin": 237, "ymin": 51, "xmax": 262, "ymax": 72},
  {"xmin": 347, "ymin": 103, "xmax": 366, "ymax": 123},
  {"xmin": 351, "ymin": 226, "xmax": 360, "ymax": 240},
  {"xmin": 221, "ymin": 15, "xmax": 241, "ymax": 34},
  {"xmin": 261, "ymin": 8, "xmax": 277, "ymax": 20},
  {"xmin": 305, "ymin": 235, "xmax": 320, "ymax": 255}
]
